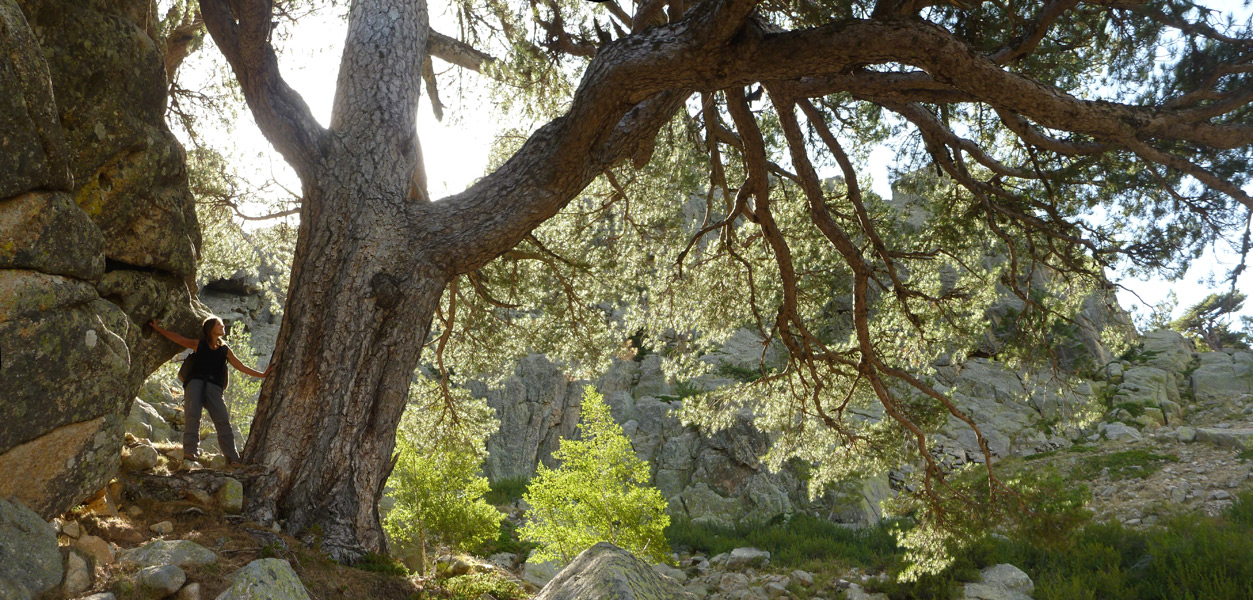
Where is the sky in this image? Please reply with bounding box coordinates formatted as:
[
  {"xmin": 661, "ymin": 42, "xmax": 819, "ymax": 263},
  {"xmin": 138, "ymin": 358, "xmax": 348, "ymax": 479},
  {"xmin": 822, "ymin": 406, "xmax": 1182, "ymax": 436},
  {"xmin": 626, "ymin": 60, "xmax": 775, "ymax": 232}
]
[{"xmin": 171, "ymin": 0, "xmax": 1252, "ymax": 330}]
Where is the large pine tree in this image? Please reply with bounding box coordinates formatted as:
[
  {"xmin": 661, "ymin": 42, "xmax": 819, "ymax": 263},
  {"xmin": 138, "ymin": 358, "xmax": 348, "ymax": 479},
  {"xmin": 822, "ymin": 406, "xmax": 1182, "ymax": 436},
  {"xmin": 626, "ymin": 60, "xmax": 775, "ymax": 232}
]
[{"xmin": 193, "ymin": 0, "xmax": 1253, "ymax": 560}]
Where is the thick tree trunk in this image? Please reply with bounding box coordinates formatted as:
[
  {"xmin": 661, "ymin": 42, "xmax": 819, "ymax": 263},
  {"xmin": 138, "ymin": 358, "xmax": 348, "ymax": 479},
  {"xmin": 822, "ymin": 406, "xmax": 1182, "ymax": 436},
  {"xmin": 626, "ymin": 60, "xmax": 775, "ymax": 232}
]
[
  {"xmin": 211, "ymin": 0, "xmax": 436, "ymax": 561},
  {"xmin": 242, "ymin": 165, "xmax": 445, "ymax": 559}
]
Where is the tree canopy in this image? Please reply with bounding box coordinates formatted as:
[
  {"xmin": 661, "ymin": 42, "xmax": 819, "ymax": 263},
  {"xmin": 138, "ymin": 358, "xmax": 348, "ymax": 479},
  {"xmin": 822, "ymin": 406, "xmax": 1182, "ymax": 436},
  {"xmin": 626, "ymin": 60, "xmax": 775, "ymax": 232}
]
[{"xmin": 167, "ymin": 0, "xmax": 1253, "ymax": 561}]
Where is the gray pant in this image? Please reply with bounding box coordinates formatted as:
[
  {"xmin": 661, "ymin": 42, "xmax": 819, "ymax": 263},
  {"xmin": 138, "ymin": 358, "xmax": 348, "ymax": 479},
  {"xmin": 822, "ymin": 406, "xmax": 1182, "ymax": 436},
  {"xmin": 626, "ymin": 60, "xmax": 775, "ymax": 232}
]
[{"xmin": 183, "ymin": 379, "xmax": 241, "ymax": 463}]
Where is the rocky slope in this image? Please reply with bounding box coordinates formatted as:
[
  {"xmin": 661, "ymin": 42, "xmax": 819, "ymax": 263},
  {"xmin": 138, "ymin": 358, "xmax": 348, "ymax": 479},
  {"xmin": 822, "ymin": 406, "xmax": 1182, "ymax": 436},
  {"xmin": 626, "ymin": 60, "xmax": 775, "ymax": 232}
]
[{"xmin": 3, "ymin": 312, "xmax": 1250, "ymax": 598}]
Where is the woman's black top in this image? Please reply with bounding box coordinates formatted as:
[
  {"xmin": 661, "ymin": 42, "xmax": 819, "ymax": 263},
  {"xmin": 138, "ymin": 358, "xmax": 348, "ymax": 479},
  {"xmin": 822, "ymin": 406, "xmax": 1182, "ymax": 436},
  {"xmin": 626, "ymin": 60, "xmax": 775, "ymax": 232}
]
[{"xmin": 190, "ymin": 339, "xmax": 230, "ymax": 387}]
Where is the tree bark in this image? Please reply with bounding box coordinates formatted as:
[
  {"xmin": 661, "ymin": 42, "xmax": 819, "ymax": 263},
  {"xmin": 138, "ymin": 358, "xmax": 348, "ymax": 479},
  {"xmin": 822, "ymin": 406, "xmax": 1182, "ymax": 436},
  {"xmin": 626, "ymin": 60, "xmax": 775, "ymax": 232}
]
[
  {"xmin": 202, "ymin": 0, "xmax": 438, "ymax": 560},
  {"xmin": 242, "ymin": 169, "xmax": 445, "ymax": 559}
]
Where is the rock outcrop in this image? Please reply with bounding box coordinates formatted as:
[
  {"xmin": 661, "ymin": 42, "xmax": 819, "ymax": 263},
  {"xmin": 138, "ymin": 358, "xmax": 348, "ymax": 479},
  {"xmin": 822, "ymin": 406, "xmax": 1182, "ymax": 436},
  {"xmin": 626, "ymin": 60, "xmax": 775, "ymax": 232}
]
[
  {"xmin": 478, "ymin": 352, "xmax": 845, "ymax": 528},
  {"xmin": 535, "ymin": 542, "xmax": 697, "ymax": 600},
  {"xmin": 0, "ymin": 498, "xmax": 62, "ymax": 599},
  {"xmin": 0, "ymin": 0, "xmax": 203, "ymax": 518},
  {"xmin": 215, "ymin": 558, "xmax": 312, "ymax": 600}
]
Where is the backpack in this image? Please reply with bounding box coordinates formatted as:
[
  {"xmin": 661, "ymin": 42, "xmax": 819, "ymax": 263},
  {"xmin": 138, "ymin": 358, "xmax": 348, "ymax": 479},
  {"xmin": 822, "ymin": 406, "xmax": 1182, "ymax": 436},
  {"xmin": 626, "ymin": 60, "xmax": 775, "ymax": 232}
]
[{"xmin": 177, "ymin": 350, "xmax": 195, "ymax": 385}]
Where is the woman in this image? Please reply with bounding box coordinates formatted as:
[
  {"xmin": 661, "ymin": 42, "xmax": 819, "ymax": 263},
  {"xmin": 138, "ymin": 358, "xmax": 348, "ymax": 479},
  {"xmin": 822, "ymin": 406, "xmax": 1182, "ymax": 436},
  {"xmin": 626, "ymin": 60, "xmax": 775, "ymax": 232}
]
[{"xmin": 149, "ymin": 317, "xmax": 270, "ymax": 466}]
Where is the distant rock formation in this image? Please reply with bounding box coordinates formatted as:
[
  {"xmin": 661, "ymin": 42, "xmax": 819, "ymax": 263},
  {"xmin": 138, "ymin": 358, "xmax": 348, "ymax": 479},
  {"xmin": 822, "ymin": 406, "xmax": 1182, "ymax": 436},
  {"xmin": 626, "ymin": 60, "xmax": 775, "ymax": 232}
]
[
  {"xmin": 477, "ymin": 348, "xmax": 889, "ymax": 528},
  {"xmin": 0, "ymin": 0, "xmax": 203, "ymax": 518}
]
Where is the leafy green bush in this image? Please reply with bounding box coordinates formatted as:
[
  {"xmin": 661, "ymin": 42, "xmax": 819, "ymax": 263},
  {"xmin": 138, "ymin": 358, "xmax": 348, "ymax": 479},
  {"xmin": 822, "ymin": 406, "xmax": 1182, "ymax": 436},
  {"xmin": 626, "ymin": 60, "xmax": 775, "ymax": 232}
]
[
  {"xmin": 384, "ymin": 380, "xmax": 504, "ymax": 571},
  {"xmin": 520, "ymin": 386, "xmax": 671, "ymax": 564},
  {"xmin": 441, "ymin": 571, "xmax": 527, "ymax": 600}
]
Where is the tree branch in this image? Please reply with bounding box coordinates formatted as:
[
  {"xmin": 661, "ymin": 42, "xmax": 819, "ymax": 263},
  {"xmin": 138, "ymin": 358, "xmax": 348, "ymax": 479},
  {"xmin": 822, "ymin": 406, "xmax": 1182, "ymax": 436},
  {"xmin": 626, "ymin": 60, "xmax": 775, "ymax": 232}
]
[
  {"xmin": 428, "ymin": 31, "xmax": 497, "ymax": 73},
  {"xmin": 200, "ymin": 0, "xmax": 327, "ymax": 182},
  {"xmin": 428, "ymin": 12, "xmax": 1253, "ymax": 274}
]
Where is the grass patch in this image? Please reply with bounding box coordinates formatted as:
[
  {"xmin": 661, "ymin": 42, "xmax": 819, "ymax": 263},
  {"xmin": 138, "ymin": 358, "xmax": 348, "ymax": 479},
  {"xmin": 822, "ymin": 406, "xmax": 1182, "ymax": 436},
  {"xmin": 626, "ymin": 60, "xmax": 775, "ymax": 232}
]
[
  {"xmin": 1238, "ymin": 448, "xmax": 1253, "ymax": 463},
  {"xmin": 1075, "ymin": 450, "xmax": 1177, "ymax": 481},
  {"xmin": 666, "ymin": 486, "xmax": 1253, "ymax": 600},
  {"xmin": 871, "ymin": 491, "xmax": 1253, "ymax": 600},
  {"xmin": 666, "ymin": 514, "xmax": 899, "ymax": 571},
  {"xmin": 355, "ymin": 552, "xmax": 409, "ymax": 576},
  {"xmin": 998, "ymin": 492, "xmax": 1253, "ymax": 599},
  {"xmin": 484, "ymin": 476, "xmax": 529, "ymax": 506}
]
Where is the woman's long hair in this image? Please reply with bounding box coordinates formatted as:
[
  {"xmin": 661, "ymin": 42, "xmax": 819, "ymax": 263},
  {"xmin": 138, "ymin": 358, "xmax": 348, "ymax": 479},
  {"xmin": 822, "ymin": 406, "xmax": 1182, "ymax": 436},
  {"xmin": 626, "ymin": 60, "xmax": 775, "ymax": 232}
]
[{"xmin": 200, "ymin": 317, "xmax": 223, "ymax": 349}]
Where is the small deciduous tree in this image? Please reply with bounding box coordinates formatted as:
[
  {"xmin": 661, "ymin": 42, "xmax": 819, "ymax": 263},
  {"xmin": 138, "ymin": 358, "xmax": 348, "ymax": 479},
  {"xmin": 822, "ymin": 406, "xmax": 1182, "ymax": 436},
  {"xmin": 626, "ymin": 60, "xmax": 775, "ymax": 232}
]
[
  {"xmin": 520, "ymin": 387, "xmax": 670, "ymax": 564},
  {"xmin": 383, "ymin": 380, "xmax": 504, "ymax": 572}
]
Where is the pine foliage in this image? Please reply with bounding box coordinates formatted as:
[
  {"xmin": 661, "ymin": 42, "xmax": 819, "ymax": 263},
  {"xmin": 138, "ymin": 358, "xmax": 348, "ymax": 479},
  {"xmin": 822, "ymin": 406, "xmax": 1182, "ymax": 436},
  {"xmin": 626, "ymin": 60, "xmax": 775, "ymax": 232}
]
[
  {"xmin": 520, "ymin": 387, "xmax": 671, "ymax": 564},
  {"xmin": 384, "ymin": 380, "xmax": 504, "ymax": 567}
]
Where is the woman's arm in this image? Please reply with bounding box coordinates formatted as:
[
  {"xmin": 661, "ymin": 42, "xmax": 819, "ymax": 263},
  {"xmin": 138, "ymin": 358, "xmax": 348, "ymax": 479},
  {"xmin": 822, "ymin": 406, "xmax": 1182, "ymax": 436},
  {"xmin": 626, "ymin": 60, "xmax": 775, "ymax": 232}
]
[
  {"xmin": 228, "ymin": 350, "xmax": 269, "ymax": 379},
  {"xmin": 148, "ymin": 319, "xmax": 198, "ymax": 350}
]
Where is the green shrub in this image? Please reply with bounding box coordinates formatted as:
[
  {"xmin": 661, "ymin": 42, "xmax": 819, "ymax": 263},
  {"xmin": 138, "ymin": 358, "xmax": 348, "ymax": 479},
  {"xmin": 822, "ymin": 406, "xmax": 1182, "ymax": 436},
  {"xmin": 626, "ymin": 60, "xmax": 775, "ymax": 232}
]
[
  {"xmin": 441, "ymin": 571, "xmax": 527, "ymax": 600},
  {"xmin": 384, "ymin": 380, "xmax": 504, "ymax": 572},
  {"xmin": 484, "ymin": 476, "xmax": 530, "ymax": 506},
  {"xmin": 715, "ymin": 362, "xmax": 765, "ymax": 383},
  {"xmin": 222, "ymin": 325, "xmax": 263, "ymax": 438},
  {"xmin": 1112, "ymin": 402, "xmax": 1146, "ymax": 418},
  {"xmin": 520, "ymin": 386, "xmax": 671, "ymax": 564},
  {"xmin": 478, "ymin": 519, "xmax": 537, "ymax": 557},
  {"xmin": 886, "ymin": 492, "xmax": 1253, "ymax": 600}
]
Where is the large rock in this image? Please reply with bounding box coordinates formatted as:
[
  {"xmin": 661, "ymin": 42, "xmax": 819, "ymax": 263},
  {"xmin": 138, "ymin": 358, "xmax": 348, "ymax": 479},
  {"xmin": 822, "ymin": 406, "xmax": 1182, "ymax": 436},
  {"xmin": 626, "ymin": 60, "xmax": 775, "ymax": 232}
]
[
  {"xmin": 22, "ymin": 0, "xmax": 200, "ymax": 275},
  {"xmin": 137, "ymin": 565, "xmax": 186, "ymax": 599},
  {"xmin": 962, "ymin": 563, "xmax": 1034, "ymax": 600},
  {"xmin": 0, "ymin": 0, "xmax": 69, "ymax": 198},
  {"xmin": 523, "ymin": 554, "xmax": 563, "ymax": 589},
  {"xmin": 534, "ymin": 543, "xmax": 696, "ymax": 600},
  {"xmin": 1195, "ymin": 427, "xmax": 1253, "ymax": 450},
  {"xmin": 119, "ymin": 539, "xmax": 217, "ymax": 568},
  {"xmin": 0, "ymin": 0, "xmax": 204, "ymax": 519},
  {"xmin": 1139, "ymin": 329, "xmax": 1195, "ymax": 373},
  {"xmin": 125, "ymin": 398, "xmax": 177, "ymax": 443},
  {"xmin": 1190, "ymin": 351, "xmax": 1253, "ymax": 403},
  {"xmin": 936, "ymin": 360, "xmax": 1043, "ymax": 458},
  {"xmin": 0, "ymin": 498, "xmax": 62, "ymax": 599},
  {"xmin": 725, "ymin": 547, "xmax": 770, "ymax": 569},
  {"xmin": 0, "ymin": 191, "xmax": 104, "ymax": 278},
  {"xmin": 62, "ymin": 550, "xmax": 92, "ymax": 596},
  {"xmin": 0, "ymin": 274, "xmax": 136, "ymax": 516},
  {"xmin": 1115, "ymin": 366, "xmax": 1180, "ymax": 408},
  {"xmin": 215, "ymin": 478, "xmax": 244, "ymax": 514},
  {"xmin": 215, "ymin": 559, "xmax": 310, "ymax": 600}
]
